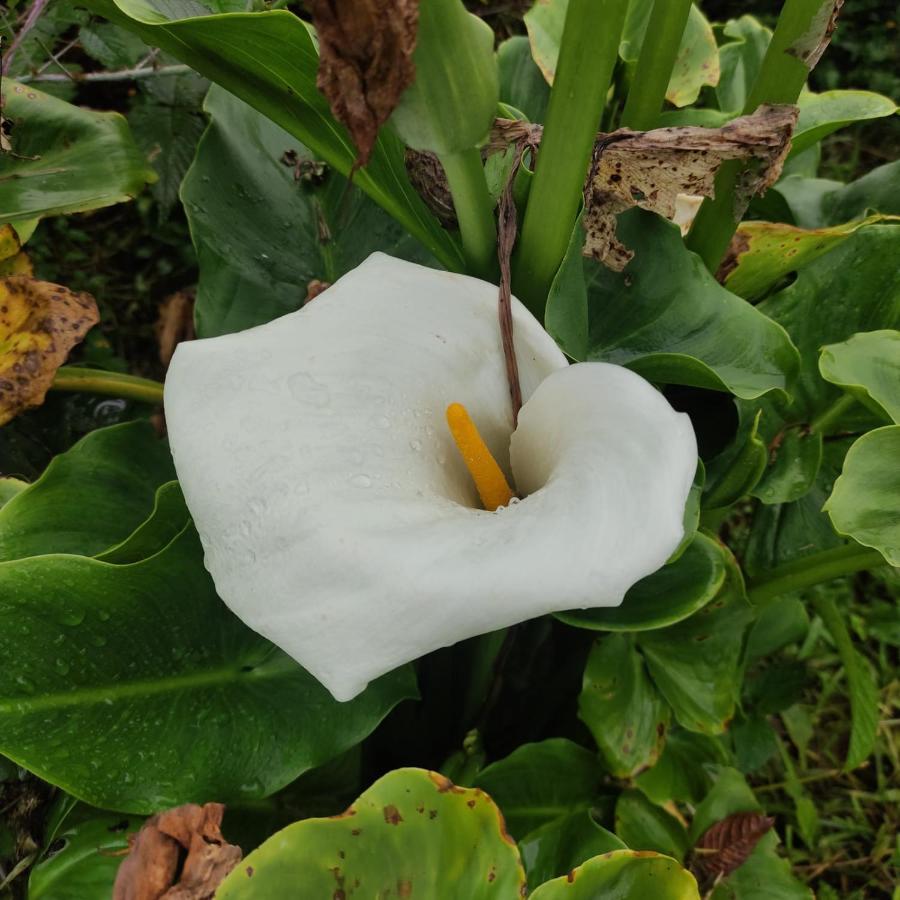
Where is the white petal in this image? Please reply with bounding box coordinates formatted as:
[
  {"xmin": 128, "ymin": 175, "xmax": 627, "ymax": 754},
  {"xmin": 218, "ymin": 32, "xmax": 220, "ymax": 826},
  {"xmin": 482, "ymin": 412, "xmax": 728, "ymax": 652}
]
[{"xmin": 165, "ymin": 254, "xmax": 696, "ymax": 701}]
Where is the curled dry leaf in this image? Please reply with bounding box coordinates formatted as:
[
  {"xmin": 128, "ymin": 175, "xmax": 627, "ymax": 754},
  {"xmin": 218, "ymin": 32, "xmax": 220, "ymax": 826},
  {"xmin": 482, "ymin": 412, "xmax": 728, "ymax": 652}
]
[
  {"xmin": 691, "ymin": 811, "xmax": 775, "ymax": 882},
  {"xmin": 156, "ymin": 290, "xmax": 195, "ymax": 368},
  {"xmin": 305, "ymin": 278, "xmax": 331, "ymax": 301},
  {"xmin": 0, "ymin": 276, "xmax": 99, "ymax": 425},
  {"xmin": 404, "ymin": 148, "xmax": 456, "ymax": 228},
  {"xmin": 582, "ymin": 105, "xmax": 798, "ymax": 270},
  {"xmin": 113, "ymin": 802, "xmax": 241, "ymax": 900},
  {"xmin": 308, "ymin": 0, "xmax": 419, "ymax": 166}
]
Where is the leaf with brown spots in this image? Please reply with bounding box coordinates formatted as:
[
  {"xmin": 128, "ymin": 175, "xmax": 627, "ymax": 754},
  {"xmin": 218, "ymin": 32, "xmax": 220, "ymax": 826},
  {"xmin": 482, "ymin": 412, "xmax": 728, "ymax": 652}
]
[
  {"xmin": 582, "ymin": 105, "xmax": 798, "ymax": 270},
  {"xmin": 691, "ymin": 811, "xmax": 774, "ymax": 881},
  {"xmin": 0, "ymin": 276, "xmax": 99, "ymax": 425},
  {"xmin": 308, "ymin": 0, "xmax": 419, "ymax": 166},
  {"xmin": 113, "ymin": 802, "xmax": 242, "ymax": 900}
]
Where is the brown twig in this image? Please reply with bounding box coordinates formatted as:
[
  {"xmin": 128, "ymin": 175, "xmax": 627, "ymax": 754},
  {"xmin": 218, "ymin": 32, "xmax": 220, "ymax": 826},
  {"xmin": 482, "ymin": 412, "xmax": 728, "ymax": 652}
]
[
  {"xmin": 496, "ymin": 151, "xmax": 523, "ymax": 427},
  {"xmin": 2, "ymin": 0, "xmax": 50, "ymax": 75}
]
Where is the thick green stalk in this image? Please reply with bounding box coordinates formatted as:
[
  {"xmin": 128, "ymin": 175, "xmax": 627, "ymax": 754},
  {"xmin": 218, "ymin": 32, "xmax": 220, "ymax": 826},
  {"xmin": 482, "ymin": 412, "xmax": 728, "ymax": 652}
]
[
  {"xmin": 620, "ymin": 0, "xmax": 692, "ymax": 131},
  {"xmin": 687, "ymin": 0, "xmax": 840, "ymax": 269},
  {"xmin": 439, "ymin": 148, "xmax": 498, "ymax": 280},
  {"xmin": 747, "ymin": 542, "xmax": 885, "ymax": 606},
  {"xmin": 809, "ymin": 392, "xmax": 857, "ymax": 434},
  {"xmin": 51, "ymin": 366, "xmax": 164, "ymax": 405},
  {"xmin": 511, "ymin": 0, "xmax": 629, "ymax": 318}
]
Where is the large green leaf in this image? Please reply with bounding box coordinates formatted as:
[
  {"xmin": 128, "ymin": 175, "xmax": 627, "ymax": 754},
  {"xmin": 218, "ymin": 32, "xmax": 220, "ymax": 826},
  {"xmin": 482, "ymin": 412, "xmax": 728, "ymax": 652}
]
[
  {"xmin": 791, "ymin": 90, "xmax": 898, "ymax": 156},
  {"xmin": 824, "ymin": 427, "xmax": 900, "ymax": 566},
  {"xmin": 497, "ymin": 36, "xmax": 550, "ymax": 124},
  {"xmin": 529, "ymin": 850, "xmax": 700, "ymax": 899},
  {"xmin": 723, "ymin": 216, "xmax": 897, "ymax": 302},
  {"xmin": 825, "ymin": 159, "xmax": 900, "ymax": 223},
  {"xmin": 614, "ymin": 789, "xmax": 690, "ymax": 862},
  {"xmin": 88, "ymin": 0, "xmax": 462, "ymax": 270},
  {"xmin": 818, "ymin": 330, "xmax": 900, "ymax": 423},
  {"xmin": 0, "ymin": 526, "xmax": 415, "ymax": 812},
  {"xmin": 715, "ymin": 16, "xmax": 771, "ymax": 114},
  {"xmin": 750, "ymin": 428, "xmax": 822, "ymax": 506},
  {"xmin": 474, "ymin": 739, "xmax": 602, "ymax": 839},
  {"xmin": 28, "ymin": 811, "xmax": 140, "ymax": 900},
  {"xmin": 0, "ymin": 421, "xmax": 175, "ymax": 562},
  {"xmin": 756, "ymin": 225, "xmax": 900, "ymax": 422},
  {"xmin": 578, "ymin": 634, "xmax": 670, "ymax": 778},
  {"xmin": 0, "ymin": 81, "xmax": 153, "ymax": 223},
  {"xmin": 635, "ymin": 729, "xmax": 729, "ymax": 805},
  {"xmin": 637, "ymin": 592, "xmax": 754, "ymax": 735},
  {"xmin": 558, "ymin": 533, "xmax": 727, "ymax": 633},
  {"xmin": 703, "ymin": 409, "xmax": 768, "ymax": 510},
  {"xmin": 584, "ymin": 211, "xmax": 799, "ymax": 400},
  {"xmin": 184, "ymin": 85, "xmax": 435, "ymax": 337},
  {"xmin": 217, "ymin": 768, "xmax": 526, "ymax": 898}
]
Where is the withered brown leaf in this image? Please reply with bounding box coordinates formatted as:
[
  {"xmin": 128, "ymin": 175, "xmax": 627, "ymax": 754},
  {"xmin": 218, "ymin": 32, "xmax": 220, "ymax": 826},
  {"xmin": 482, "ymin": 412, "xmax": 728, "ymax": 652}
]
[
  {"xmin": 113, "ymin": 803, "xmax": 241, "ymax": 900},
  {"xmin": 155, "ymin": 290, "xmax": 195, "ymax": 369},
  {"xmin": 0, "ymin": 276, "xmax": 99, "ymax": 425},
  {"xmin": 308, "ymin": 0, "xmax": 419, "ymax": 166},
  {"xmin": 691, "ymin": 811, "xmax": 775, "ymax": 882},
  {"xmin": 582, "ymin": 105, "xmax": 798, "ymax": 270}
]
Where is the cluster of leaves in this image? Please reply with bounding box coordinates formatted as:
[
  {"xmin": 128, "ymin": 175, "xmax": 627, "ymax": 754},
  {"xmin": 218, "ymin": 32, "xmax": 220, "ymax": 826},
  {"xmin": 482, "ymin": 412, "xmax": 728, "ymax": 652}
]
[{"xmin": 0, "ymin": 0, "xmax": 897, "ymax": 898}]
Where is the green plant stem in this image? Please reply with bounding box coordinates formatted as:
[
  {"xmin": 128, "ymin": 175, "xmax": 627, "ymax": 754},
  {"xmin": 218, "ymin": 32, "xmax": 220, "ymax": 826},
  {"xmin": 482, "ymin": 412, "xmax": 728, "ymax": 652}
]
[
  {"xmin": 51, "ymin": 366, "xmax": 164, "ymax": 405},
  {"xmin": 620, "ymin": 0, "xmax": 692, "ymax": 131},
  {"xmin": 809, "ymin": 392, "xmax": 858, "ymax": 433},
  {"xmin": 511, "ymin": 0, "xmax": 628, "ymax": 318},
  {"xmin": 747, "ymin": 542, "xmax": 885, "ymax": 606},
  {"xmin": 686, "ymin": 0, "xmax": 836, "ymax": 270},
  {"xmin": 439, "ymin": 147, "xmax": 498, "ymax": 281}
]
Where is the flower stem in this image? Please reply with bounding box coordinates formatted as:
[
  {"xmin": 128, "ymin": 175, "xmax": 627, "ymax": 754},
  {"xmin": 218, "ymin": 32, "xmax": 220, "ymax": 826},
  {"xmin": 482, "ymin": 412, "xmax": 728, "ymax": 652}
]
[
  {"xmin": 686, "ymin": 0, "xmax": 839, "ymax": 270},
  {"xmin": 809, "ymin": 393, "xmax": 857, "ymax": 434},
  {"xmin": 511, "ymin": 0, "xmax": 629, "ymax": 318},
  {"xmin": 747, "ymin": 542, "xmax": 885, "ymax": 607},
  {"xmin": 620, "ymin": 0, "xmax": 692, "ymax": 131},
  {"xmin": 51, "ymin": 366, "xmax": 164, "ymax": 405},
  {"xmin": 439, "ymin": 147, "xmax": 498, "ymax": 281}
]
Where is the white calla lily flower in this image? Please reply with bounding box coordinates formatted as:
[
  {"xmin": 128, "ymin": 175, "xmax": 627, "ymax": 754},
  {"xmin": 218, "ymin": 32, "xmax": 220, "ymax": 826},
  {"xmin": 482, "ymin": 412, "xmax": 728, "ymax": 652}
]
[{"xmin": 165, "ymin": 254, "xmax": 697, "ymax": 701}]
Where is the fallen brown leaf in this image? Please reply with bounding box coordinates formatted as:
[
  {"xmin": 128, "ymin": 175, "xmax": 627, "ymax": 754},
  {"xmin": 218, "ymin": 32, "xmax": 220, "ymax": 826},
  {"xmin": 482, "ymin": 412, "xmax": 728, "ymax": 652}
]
[
  {"xmin": 305, "ymin": 279, "xmax": 331, "ymax": 302},
  {"xmin": 691, "ymin": 810, "xmax": 775, "ymax": 882},
  {"xmin": 308, "ymin": 0, "xmax": 419, "ymax": 166},
  {"xmin": 582, "ymin": 105, "xmax": 798, "ymax": 270},
  {"xmin": 156, "ymin": 290, "xmax": 195, "ymax": 368},
  {"xmin": 0, "ymin": 276, "xmax": 99, "ymax": 425},
  {"xmin": 113, "ymin": 803, "xmax": 241, "ymax": 900}
]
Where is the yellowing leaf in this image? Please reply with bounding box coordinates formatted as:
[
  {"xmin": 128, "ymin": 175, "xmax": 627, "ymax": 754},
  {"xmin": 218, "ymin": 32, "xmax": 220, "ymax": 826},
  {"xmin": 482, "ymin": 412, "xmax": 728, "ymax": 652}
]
[
  {"xmin": 0, "ymin": 276, "xmax": 99, "ymax": 425},
  {"xmin": 0, "ymin": 225, "xmax": 20, "ymax": 262},
  {"xmin": 0, "ymin": 252, "xmax": 33, "ymax": 276}
]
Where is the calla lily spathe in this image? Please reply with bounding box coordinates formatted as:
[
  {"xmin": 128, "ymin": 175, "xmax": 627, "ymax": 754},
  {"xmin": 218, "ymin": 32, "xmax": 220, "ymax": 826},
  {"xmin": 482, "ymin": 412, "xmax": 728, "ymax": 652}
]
[{"xmin": 165, "ymin": 254, "xmax": 697, "ymax": 701}]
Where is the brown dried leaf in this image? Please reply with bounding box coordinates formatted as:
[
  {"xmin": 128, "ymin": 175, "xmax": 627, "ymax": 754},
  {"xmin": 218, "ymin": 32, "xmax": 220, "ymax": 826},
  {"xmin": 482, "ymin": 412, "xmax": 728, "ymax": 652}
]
[
  {"xmin": 788, "ymin": 0, "xmax": 844, "ymax": 69},
  {"xmin": 113, "ymin": 803, "xmax": 241, "ymax": 900},
  {"xmin": 691, "ymin": 811, "xmax": 775, "ymax": 881},
  {"xmin": 305, "ymin": 278, "xmax": 331, "ymax": 302},
  {"xmin": 582, "ymin": 105, "xmax": 798, "ymax": 270},
  {"xmin": 0, "ymin": 276, "xmax": 99, "ymax": 425},
  {"xmin": 404, "ymin": 148, "xmax": 456, "ymax": 228},
  {"xmin": 308, "ymin": 0, "xmax": 419, "ymax": 166},
  {"xmin": 156, "ymin": 290, "xmax": 195, "ymax": 368}
]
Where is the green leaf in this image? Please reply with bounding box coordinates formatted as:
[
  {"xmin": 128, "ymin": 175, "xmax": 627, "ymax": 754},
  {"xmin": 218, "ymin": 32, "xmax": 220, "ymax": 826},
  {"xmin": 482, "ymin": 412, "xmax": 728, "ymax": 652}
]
[
  {"xmin": 723, "ymin": 216, "xmax": 898, "ymax": 302},
  {"xmin": 578, "ymin": 634, "xmax": 670, "ymax": 778},
  {"xmin": 745, "ymin": 598, "xmax": 809, "ymax": 661},
  {"xmin": 0, "ymin": 477, "xmax": 27, "ymax": 509},
  {"xmin": 523, "ymin": 0, "xmax": 566, "ymax": 83},
  {"xmin": 474, "ymin": 739, "xmax": 602, "ymax": 839},
  {"xmin": 791, "ymin": 90, "xmax": 899, "ymax": 156},
  {"xmin": 0, "ymin": 421, "xmax": 175, "ymax": 562},
  {"xmin": 497, "ymin": 36, "xmax": 550, "ymax": 124},
  {"xmin": 732, "ymin": 713, "xmax": 778, "ymax": 772},
  {"xmin": 756, "ymin": 225, "xmax": 900, "ymax": 423},
  {"xmin": 614, "ymin": 789, "xmax": 690, "ymax": 862},
  {"xmin": 0, "ymin": 526, "xmax": 416, "ymax": 812},
  {"xmin": 0, "ymin": 81, "xmax": 153, "ymax": 223},
  {"xmin": 819, "ymin": 330, "xmax": 900, "ymax": 424},
  {"xmin": 663, "ymin": 5, "xmax": 720, "ymax": 108},
  {"xmin": 79, "ymin": 21, "xmax": 148, "ymax": 67},
  {"xmin": 689, "ymin": 767, "xmax": 759, "ymax": 843},
  {"xmin": 216, "ymin": 768, "xmax": 527, "ymax": 899},
  {"xmin": 183, "ymin": 85, "xmax": 435, "ymax": 337},
  {"xmin": 529, "ymin": 849, "xmax": 700, "ymax": 899},
  {"xmin": 544, "ymin": 218, "xmax": 589, "ymax": 360},
  {"xmin": 715, "ymin": 15, "xmax": 771, "ymax": 112},
  {"xmin": 389, "ymin": 0, "xmax": 498, "ymax": 154},
  {"xmin": 585, "ymin": 211, "xmax": 799, "ymax": 400},
  {"xmin": 825, "ymin": 159, "xmax": 900, "ymax": 224},
  {"xmin": 709, "ymin": 832, "xmax": 812, "ymax": 900},
  {"xmin": 703, "ymin": 409, "xmax": 767, "ymax": 510},
  {"xmin": 638, "ymin": 592, "xmax": 754, "ymax": 735},
  {"xmin": 824, "ymin": 426, "xmax": 900, "ymax": 566},
  {"xmin": 557, "ymin": 533, "xmax": 727, "ymax": 632},
  {"xmin": 28, "ymin": 812, "xmax": 140, "ymax": 900},
  {"xmin": 519, "ymin": 810, "xmax": 625, "ymax": 888},
  {"xmin": 89, "ymin": 0, "xmax": 462, "ymax": 271},
  {"xmin": 636, "ymin": 729, "xmax": 730, "ymax": 805},
  {"xmin": 751, "ymin": 428, "xmax": 823, "ymax": 506}
]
